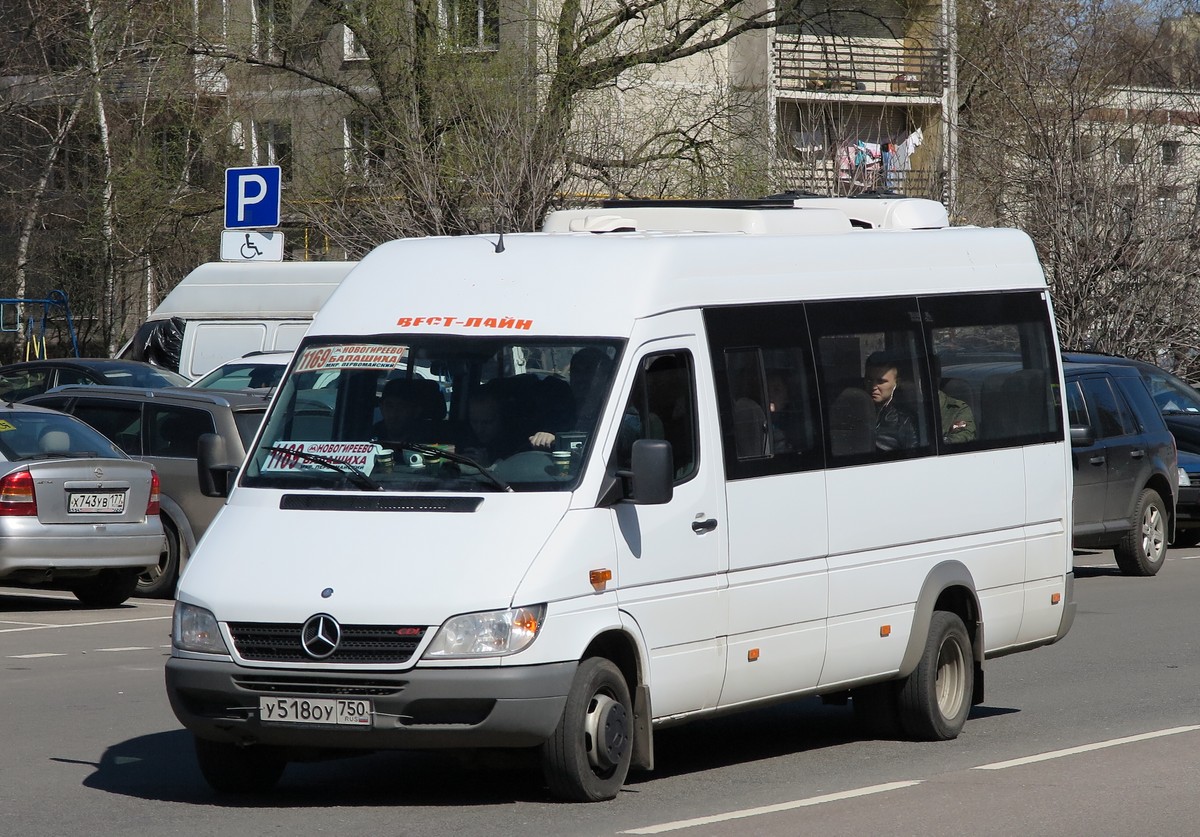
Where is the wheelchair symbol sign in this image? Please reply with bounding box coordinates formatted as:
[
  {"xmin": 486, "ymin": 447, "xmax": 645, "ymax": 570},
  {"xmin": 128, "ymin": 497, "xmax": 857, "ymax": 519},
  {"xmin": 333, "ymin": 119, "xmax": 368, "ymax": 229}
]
[
  {"xmin": 224, "ymin": 165, "xmax": 281, "ymax": 229},
  {"xmin": 221, "ymin": 230, "xmax": 284, "ymax": 261}
]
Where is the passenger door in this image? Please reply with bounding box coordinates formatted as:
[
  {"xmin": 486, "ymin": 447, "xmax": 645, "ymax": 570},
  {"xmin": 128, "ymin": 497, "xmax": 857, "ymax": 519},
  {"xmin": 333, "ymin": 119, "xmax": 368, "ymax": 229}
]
[
  {"xmin": 1069, "ymin": 374, "xmax": 1140, "ymax": 537},
  {"xmin": 610, "ymin": 337, "xmax": 727, "ymax": 718}
]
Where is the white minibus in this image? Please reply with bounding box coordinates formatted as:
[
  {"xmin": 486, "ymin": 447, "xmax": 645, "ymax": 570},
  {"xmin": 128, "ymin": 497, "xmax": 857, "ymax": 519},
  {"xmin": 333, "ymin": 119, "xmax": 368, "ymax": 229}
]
[{"xmin": 166, "ymin": 198, "xmax": 1075, "ymax": 802}]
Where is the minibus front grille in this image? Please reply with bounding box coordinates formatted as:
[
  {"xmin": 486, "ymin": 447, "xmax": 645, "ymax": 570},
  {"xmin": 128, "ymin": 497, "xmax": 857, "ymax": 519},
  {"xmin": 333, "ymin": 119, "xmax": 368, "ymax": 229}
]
[
  {"xmin": 232, "ymin": 674, "xmax": 405, "ymax": 697},
  {"xmin": 280, "ymin": 495, "xmax": 484, "ymax": 513},
  {"xmin": 228, "ymin": 622, "xmax": 427, "ymax": 664}
]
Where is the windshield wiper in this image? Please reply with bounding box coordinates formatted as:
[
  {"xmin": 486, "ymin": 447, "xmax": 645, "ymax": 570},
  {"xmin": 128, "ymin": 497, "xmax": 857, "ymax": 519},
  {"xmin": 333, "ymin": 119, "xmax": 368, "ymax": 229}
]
[
  {"xmin": 389, "ymin": 441, "xmax": 513, "ymax": 492},
  {"xmin": 265, "ymin": 445, "xmax": 382, "ymax": 491}
]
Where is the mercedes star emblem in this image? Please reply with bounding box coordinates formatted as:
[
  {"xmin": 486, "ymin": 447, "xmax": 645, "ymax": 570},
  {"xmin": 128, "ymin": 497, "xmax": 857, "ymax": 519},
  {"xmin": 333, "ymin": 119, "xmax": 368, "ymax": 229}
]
[{"xmin": 300, "ymin": 613, "xmax": 341, "ymax": 659}]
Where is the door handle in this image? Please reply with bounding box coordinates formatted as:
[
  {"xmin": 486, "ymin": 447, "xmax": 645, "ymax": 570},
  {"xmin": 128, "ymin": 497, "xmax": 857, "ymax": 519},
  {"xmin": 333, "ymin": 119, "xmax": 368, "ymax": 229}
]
[
  {"xmin": 1089, "ymin": 456, "xmax": 1106, "ymax": 465},
  {"xmin": 1130, "ymin": 448, "xmax": 1145, "ymax": 459},
  {"xmin": 691, "ymin": 518, "xmax": 718, "ymax": 534}
]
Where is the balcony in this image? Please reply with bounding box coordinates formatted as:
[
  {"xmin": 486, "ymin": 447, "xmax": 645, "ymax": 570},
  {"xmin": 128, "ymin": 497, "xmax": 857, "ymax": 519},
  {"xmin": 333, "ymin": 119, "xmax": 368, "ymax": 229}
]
[{"xmin": 775, "ymin": 36, "xmax": 946, "ymax": 98}]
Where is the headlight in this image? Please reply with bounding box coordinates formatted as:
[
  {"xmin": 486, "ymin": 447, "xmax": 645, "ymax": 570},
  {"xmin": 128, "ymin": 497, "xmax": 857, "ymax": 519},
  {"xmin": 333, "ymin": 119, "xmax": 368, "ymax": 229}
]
[
  {"xmin": 1180, "ymin": 467, "xmax": 1192, "ymax": 487},
  {"xmin": 423, "ymin": 604, "xmax": 546, "ymax": 658},
  {"xmin": 173, "ymin": 602, "xmax": 230, "ymax": 655}
]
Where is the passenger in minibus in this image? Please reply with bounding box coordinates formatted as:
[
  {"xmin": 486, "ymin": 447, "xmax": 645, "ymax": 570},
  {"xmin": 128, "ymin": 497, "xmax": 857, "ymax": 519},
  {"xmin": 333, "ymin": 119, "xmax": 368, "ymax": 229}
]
[
  {"xmin": 529, "ymin": 347, "xmax": 613, "ymax": 449},
  {"xmin": 461, "ymin": 385, "xmax": 525, "ymax": 465},
  {"xmin": 864, "ymin": 352, "xmax": 916, "ymax": 451},
  {"xmin": 374, "ymin": 377, "xmax": 444, "ymax": 441}
]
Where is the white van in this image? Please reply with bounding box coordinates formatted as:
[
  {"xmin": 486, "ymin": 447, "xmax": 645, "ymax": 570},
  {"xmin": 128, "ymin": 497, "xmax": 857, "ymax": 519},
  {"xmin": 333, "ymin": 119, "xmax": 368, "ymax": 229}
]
[
  {"xmin": 166, "ymin": 199, "xmax": 1075, "ymax": 802},
  {"xmin": 119, "ymin": 261, "xmax": 356, "ymax": 379}
]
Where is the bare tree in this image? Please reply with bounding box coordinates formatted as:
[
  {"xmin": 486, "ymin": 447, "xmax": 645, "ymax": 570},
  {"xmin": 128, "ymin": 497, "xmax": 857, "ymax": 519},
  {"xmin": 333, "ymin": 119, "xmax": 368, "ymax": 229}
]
[
  {"xmin": 956, "ymin": 0, "xmax": 1200, "ymax": 377},
  {"xmin": 179, "ymin": 0, "xmax": 797, "ymax": 250}
]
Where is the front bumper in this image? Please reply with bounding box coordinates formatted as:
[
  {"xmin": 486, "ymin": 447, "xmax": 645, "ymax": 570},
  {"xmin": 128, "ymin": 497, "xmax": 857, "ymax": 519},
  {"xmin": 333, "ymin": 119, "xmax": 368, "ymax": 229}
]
[
  {"xmin": 165, "ymin": 656, "xmax": 575, "ymax": 750},
  {"xmin": 1176, "ymin": 484, "xmax": 1200, "ymax": 524}
]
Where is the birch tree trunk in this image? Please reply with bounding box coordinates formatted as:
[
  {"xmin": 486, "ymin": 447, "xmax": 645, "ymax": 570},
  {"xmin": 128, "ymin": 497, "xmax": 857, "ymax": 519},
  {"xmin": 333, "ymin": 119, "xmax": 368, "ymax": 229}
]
[{"xmin": 82, "ymin": 0, "xmax": 119, "ymax": 357}]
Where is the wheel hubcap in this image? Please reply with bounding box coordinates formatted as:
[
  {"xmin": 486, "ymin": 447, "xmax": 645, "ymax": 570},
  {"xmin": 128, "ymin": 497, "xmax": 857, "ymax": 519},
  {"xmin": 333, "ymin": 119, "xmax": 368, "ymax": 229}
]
[
  {"xmin": 583, "ymin": 692, "xmax": 629, "ymax": 772},
  {"xmin": 935, "ymin": 637, "xmax": 967, "ymax": 718},
  {"xmin": 1142, "ymin": 505, "xmax": 1165, "ymax": 562}
]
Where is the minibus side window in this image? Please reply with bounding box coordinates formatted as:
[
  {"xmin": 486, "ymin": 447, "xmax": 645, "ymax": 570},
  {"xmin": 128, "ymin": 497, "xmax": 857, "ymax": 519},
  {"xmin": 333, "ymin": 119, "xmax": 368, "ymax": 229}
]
[
  {"xmin": 809, "ymin": 296, "xmax": 935, "ymax": 465},
  {"xmin": 704, "ymin": 303, "xmax": 823, "ymax": 480},
  {"xmin": 616, "ymin": 351, "xmax": 698, "ymax": 483},
  {"xmin": 920, "ymin": 291, "xmax": 1062, "ymax": 450}
]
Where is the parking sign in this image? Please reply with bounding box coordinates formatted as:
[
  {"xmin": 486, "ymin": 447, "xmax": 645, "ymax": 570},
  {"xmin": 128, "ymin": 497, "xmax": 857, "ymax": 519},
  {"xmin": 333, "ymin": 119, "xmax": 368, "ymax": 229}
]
[{"xmin": 224, "ymin": 165, "xmax": 281, "ymax": 229}]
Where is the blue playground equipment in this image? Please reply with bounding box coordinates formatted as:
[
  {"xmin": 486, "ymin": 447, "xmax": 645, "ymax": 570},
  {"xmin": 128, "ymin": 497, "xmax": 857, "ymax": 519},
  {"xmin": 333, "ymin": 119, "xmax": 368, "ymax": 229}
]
[{"xmin": 0, "ymin": 290, "xmax": 80, "ymax": 359}]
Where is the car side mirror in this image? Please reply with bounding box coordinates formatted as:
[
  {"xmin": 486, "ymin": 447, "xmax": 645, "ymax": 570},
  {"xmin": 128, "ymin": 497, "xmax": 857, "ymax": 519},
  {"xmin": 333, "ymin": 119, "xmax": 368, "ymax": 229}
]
[
  {"xmin": 623, "ymin": 439, "xmax": 673, "ymax": 505},
  {"xmin": 197, "ymin": 432, "xmax": 238, "ymax": 498},
  {"xmin": 1069, "ymin": 424, "xmax": 1095, "ymax": 447}
]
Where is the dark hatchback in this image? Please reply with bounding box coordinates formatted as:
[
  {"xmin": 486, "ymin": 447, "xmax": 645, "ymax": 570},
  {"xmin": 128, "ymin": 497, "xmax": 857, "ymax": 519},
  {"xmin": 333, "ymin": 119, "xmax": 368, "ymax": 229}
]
[
  {"xmin": 0, "ymin": 359, "xmax": 189, "ymax": 401},
  {"xmin": 1064, "ymin": 352, "xmax": 1200, "ymax": 547},
  {"xmin": 1063, "ymin": 359, "xmax": 1177, "ymax": 575}
]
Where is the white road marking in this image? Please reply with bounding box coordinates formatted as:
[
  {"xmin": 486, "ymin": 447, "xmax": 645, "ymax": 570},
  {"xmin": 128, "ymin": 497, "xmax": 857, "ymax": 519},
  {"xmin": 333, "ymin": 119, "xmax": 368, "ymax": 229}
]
[
  {"xmin": 974, "ymin": 725, "xmax": 1200, "ymax": 770},
  {"xmin": 621, "ymin": 781, "xmax": 922, "ymax": 834},
  {"xmin": 0, "ymin": 616, "xmax": 169, "ymax": 634},
  {"xmin": 0, "ymin": 620, "xmax": 52, "ymax": 627},
  {"xmin": 95, "ymin": 646, "xmax": 153, "ymax": 652},
  {"xmin": 8, "ymin": 652, "xmax": 66, "ymax": 659}
]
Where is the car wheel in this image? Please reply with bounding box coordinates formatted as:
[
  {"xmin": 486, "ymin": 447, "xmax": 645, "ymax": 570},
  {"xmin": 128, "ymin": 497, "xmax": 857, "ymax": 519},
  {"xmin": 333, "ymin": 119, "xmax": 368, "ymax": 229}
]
[
  {"xmin": 897, "ymin": 610, "xmax": 974, "ymax": 741},
  {"xmin": 194, "ymin": 737, "xmax": 286, "ymax": 794},
  {"xmin": 1114, "ymin": 488, "xmax": 1167, "ymax": 576},
  {"xmin": 69, "ymin": 567, "xmax": 140, "ymax": 608},
  {"xmin": 1171, "ymin": 528, "xmax": 1200, "ymax": 549},
  {"xmin": 541, "ymin": 657, "xmax": 633, "ymax": 802},
  {"xmin": 137, "ymin": 516, "xmax": 182, "ymax": 599}
]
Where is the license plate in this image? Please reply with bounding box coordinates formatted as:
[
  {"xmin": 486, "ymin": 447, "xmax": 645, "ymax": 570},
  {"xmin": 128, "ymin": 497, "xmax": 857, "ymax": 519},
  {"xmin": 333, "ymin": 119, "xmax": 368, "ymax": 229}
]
[
  {"xmin": 259, "ymin": 696, "xmax": 373, "ymax": 726},
  {"xmin": 68, "ymin": 492, "xmax": 126, "ymax": 514}
]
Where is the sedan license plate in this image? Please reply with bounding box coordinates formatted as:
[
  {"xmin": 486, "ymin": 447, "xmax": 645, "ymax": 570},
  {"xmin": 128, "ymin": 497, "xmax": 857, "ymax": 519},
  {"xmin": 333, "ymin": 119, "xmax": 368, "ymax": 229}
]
[
  {"xmin": 68, "ymin": 491, "xmax": 126, "ymax": 514},
  {"xmin": 259, "ymin": 696, "xmax": 372, "ymax": 727}
]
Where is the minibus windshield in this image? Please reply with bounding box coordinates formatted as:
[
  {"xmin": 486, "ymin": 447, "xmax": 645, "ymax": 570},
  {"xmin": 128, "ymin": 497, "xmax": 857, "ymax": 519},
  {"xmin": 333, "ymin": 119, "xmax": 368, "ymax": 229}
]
[{"xmin": 242, "ymin": 337, "xmax": 624, "ymax": 492}]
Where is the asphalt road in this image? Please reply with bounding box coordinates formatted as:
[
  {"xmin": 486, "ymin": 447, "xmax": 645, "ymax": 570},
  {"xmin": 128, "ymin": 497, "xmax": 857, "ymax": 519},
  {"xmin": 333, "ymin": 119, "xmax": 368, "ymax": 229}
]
[{"xmin": 3, "ymin": 548, "xmax": 1199, "ymax": 837}]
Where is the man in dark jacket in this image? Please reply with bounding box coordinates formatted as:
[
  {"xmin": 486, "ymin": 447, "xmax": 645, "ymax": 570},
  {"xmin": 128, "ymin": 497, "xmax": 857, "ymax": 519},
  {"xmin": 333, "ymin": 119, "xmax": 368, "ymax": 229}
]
[{"xmin": 864, "ymin": 353, "xmax": 917, "ymax": 451}]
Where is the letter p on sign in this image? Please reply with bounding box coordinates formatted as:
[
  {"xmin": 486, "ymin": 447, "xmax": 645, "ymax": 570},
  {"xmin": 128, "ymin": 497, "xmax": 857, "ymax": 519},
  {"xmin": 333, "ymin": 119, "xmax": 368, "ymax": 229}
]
[{"xmin": 224, "ymin": 165, "xmax": 281, "ymax": 229}]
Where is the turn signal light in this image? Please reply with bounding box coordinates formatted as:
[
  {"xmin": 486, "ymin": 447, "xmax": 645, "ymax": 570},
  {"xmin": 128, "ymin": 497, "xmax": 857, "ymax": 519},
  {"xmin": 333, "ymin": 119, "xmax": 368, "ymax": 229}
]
[
  {"xmin": 589, "ymin": 569, "xmax": 612, "ymax": 591},
  {"xmin": 1051, "ymin": 592, "xmax": 1061, "ymax": 605},
  {"xmin": 0, "ymin": 469, "xmax": 36, "ymax": 516}
]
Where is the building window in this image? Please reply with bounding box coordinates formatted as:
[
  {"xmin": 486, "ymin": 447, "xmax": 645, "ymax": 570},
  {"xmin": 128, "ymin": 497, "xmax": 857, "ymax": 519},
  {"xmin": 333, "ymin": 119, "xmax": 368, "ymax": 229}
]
[
  {"xmin": 253, "ymin": 0, "xmax": 289, "ymax": 59},
  {"xmin": 1161, "ymin": 140, "xmax": 1182, "ymax": 167},
  {"xmin": 344, "ymin": 113, "xmax": 385, "ymax": 180},
  {"xmin": 253, "ymin": 121, "xmax": 293, "ymax": 181},
  {"xmin": 1116, "ymin": 138, "xmax": 1137, "ymax": 166},
  {"xmin": 440, "ymin": 0, "xmax": 499, "ymax": 51},
  {"xmin": 343, "ymin": 24, "xmax": 368, "ymax": 60}
]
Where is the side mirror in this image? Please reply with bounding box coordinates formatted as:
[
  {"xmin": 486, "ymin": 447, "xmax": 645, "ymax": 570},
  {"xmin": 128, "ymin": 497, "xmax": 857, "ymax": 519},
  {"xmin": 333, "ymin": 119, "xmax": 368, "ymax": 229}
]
[
  {"xmin": 626, "ymin": 439, "xmax": 673, "ymax": 505},
  {"xmin": 197, "ymin": 432, "xmax": 239, "ymax": 498},
  {"xmin": 1069, "ymin": 424, "xmax": 1095, "ymax": 447}
]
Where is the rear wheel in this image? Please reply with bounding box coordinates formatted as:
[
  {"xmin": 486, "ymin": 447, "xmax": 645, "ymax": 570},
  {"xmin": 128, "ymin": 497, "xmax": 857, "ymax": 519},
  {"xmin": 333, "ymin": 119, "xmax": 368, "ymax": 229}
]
[
  {"xmin": 541, "ymin": 657, "xmax": 633, "ymax": 802},
  {"xmin": 194, "ymin": 737, "xmax": 286, "ymax": 794},
  {"xmin": 897, "ymin": 611, "xmax": 974, "ymax": 741},
  {"xmin": 1114, "ymin": 488, "xmax": 1167, "ymax": 576},
  {"xmin": 137, "ymin": 516, "xmax": 181, "ymax": 598},
  {"xmin": 70, "ymin": 568, "xmax": 140, "ymax": 608}
]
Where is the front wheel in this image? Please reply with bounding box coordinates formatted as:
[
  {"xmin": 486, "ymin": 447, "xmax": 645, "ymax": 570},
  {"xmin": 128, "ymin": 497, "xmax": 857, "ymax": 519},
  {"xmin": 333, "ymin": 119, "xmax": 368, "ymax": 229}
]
[
  {"xmin": 897, "ymin": 610, "xmax": 974, "ymax": 741},
  {"xmin": 1114, "ymin": 488, "xmax": 1167, "ymax": 576},
  {"xmin": 194, "ymin": 737, "xmax": 286, "ymax": 794},
  {"xmin": 70, "ymin": 568, "xmax": 140, "ymax": 608},
  {"xmin": 541, "ymin": 657, "xmax": 633, "ymax": 802}
]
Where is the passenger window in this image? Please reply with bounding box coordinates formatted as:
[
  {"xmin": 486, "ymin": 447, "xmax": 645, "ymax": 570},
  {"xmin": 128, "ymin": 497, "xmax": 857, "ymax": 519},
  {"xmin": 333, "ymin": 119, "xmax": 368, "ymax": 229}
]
[
  {"xmin": 1065, "ymin": 381, "xmax": 1089, "ymax": 428},
  {"xmin": 56, "ymin": 369, "xmax": 94, "ymax": 386},
  {"xmin": 704, "ymin": 304, "xmax": 822, "ymax": 479},
  {"xmin": 0, "ymin": 369, "xmax": 49, "ymax": 401},
  {"xmin": 147, "ymin": 406, "xmax": 215, "ymax": 458},
  {"xmin": 921, "ymin": 292, "xmax": 1061, "ymax": 449},
  {"xmin": 71, "ymin": 402, "xmax": 142, "ymax": 455},
  {"xmin": 616, "ymin": 351, "xmax": 697, "ymax": 483},
  {"xmin": 1080, "ymin": 378, "xmax": 1134, "ymax": 438},
  {"xmin": 809, "ymin": 297, "xmax": 934, "ymax": 462}
]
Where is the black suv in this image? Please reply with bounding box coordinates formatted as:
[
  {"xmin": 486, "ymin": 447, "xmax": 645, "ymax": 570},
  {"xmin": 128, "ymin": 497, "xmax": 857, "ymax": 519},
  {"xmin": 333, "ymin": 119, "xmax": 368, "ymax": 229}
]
[
  {"xmin": 1063, "ymin": 360, "xmax": 1177, "ymax": 575},
  {"xmin": 1064, "ymin": 352, "xmax": 1200, "ymax": 547},
  {"xmin": 25, "ymin": 386, "xmax": 269, "ymax": 597}
]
